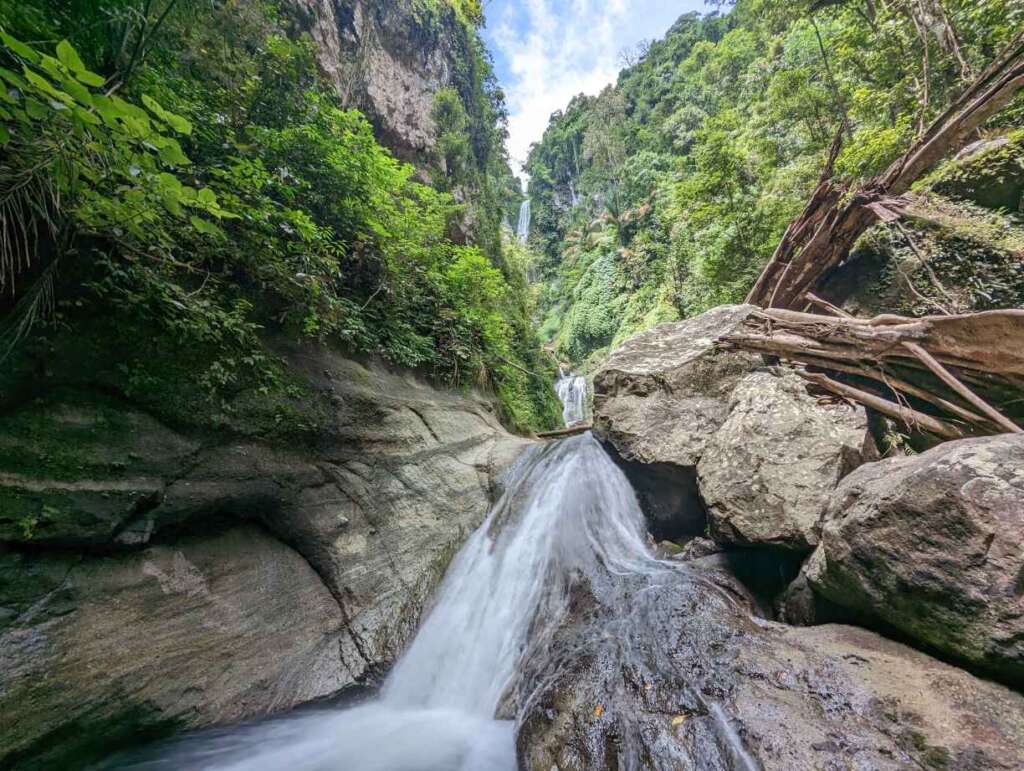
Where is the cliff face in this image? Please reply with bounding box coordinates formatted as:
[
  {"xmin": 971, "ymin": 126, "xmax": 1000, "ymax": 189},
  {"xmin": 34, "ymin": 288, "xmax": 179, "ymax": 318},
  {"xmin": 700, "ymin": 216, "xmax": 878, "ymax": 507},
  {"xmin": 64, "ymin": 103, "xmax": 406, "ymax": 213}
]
[
  {"xmin": 0, "ymin": 346, "xmax": 529, "ymax": 769},
  {"xmin": 290, "ymin": 0, "xmax": 470, "ymax": 167}
]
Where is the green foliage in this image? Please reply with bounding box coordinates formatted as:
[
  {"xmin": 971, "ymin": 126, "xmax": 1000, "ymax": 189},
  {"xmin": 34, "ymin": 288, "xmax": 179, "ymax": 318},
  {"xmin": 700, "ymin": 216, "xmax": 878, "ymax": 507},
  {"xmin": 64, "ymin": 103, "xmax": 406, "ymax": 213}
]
[
  {"xmin": 527, "ymin": 0, "xmax": 1023, "ymax": 364},
  {"xmin": 433, "ymin": 87, "xmax": 472, "ymax": 186},
  {"xmin": 0, "ymin": 2, "xmax": 561, "ymax": 432}
]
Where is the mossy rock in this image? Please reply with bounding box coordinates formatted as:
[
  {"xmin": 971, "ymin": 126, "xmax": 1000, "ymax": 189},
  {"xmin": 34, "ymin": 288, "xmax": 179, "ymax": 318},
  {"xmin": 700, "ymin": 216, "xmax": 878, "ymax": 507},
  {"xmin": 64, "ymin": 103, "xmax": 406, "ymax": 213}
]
[{"xmin": 926, "ymin": 131, "xmax": 1024, "ymax": 214}]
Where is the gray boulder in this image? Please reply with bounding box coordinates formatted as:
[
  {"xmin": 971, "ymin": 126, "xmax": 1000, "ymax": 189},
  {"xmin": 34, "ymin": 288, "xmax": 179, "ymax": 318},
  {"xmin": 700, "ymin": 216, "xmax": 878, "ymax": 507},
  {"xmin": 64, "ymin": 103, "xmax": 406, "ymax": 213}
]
[
  {"xmin": 0, "ymin": 348, "xmax": 528, "ymax": 768},
  {"xmin": 698, "ymin": 369, "xmax": 872, "ymax": 550},
  {"xmin": 593, "ymin": 305, "xmax": 873, "ymax": 548},
  {"xmin": 804, "ymin": 434, "xmax": 1024, "ymax": 686},
  {"xmin": 593, "ymin": 304, "xmax": 762, "ymax": 469}
]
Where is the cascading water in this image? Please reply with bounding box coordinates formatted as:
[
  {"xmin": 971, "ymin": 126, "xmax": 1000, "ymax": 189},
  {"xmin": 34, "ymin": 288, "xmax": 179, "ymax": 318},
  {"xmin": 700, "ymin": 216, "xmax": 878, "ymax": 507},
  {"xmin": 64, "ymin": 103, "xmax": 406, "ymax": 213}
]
[
  {"xmin": 515, "ymin": 198, "xmax": 531, "ymax": 244},
  {"xmin": 98, "ymin": 434, "xmax": 666, "ymax": 771},
  {"xmin": 555, "ymin": 366, "xmax": 588, "ymax": 426}
]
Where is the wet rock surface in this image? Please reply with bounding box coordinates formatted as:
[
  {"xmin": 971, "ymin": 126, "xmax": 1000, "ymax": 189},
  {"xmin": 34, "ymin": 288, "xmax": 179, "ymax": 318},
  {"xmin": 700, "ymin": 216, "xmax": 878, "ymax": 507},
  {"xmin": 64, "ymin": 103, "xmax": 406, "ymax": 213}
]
[
  {"xmin": 0, "ymin": 348, "xmax": 527, "ymax": 768},
  {"xmin": 804, "ymin": 434, "xmax": 1024, "ymax": 686},
  {"xmin": 515, "ymin": 559, "xmax": 1024, "ymax": 771}
]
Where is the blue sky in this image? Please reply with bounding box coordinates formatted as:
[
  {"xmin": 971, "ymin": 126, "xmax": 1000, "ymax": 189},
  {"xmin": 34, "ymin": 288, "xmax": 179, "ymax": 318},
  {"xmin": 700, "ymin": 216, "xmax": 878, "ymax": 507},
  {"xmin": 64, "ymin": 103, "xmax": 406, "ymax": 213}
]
[{"xmin": 481, "ymin": 0, "xmax": 710, "ymax": 177}]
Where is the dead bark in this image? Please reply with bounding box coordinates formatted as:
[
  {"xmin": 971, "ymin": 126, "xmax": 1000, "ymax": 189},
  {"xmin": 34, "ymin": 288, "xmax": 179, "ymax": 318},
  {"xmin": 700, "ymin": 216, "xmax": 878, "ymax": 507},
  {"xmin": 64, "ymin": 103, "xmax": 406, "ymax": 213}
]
[
  {"xmin": 536, "ymin": 424, "xmax": 592, "ymax": 440},
  {"xmin": 746, "ymin": 31, "xmax": 1024, "ymax": 310},
  {"xmin": 721, "ymin": 308, "xmax": 1024, "ymax": 437},
  {"xmin": 803, "ymin": 292, "xmax": 853, "ymax": 318},
  {"xmin": 797, "ymin": 354, "xmax": 993, "ymax": 427},
  {"xmin": 800, "ymin": 371, "xmax": 965, "ymax": 439},
  {"xmin": 901, "ymin": 341, "xmax": 1023, "ymax": 434}
]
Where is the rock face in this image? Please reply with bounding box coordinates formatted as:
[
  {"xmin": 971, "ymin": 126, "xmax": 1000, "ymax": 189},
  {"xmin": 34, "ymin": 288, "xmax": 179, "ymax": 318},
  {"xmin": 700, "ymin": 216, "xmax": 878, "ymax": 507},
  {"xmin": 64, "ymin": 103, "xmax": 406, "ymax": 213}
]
[
  {"xmin": 803, "ymin": 434, "xmax": 1024, "ymax": 686},
  {"xmin": 593, "ymin": 304, "xmax": 762, "ymax": 470},
  {"xmin": 290, "ymin": 0, "xmax": 472, "ymax": 167},
  {"xmin": 0, "ymin": 527, "xmax": 346, "ymax": 768},
  {"xmin": 0, "ymin": 348, "xmax": 528, "ymax": 768},
  {"xmin": 516, "ymin": 561, "xmax": 1024, "ymax": 771},
  {"xmin": 698, "ymin": 370, "xmax": 872, "ymax": 550},
  {"xmin": 593, "ymin": 305, "xmax": 873, "ymax": 548}
]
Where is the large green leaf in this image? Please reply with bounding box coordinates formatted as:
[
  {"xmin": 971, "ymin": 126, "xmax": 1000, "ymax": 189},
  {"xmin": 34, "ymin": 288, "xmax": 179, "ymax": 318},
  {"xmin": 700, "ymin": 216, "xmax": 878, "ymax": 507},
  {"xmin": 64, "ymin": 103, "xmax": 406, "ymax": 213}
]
[
  {"xmin": 55, "ymin": 40, "xmax": 86, "ymax": 73},
  {"xmin": 0, "ymin": 32, "xmax": 40, "ymax": 63},
  {"xmin": 141, "ymin": 94, "xmax": 193, "ymax": 135},
  {"xmin": 157, "ymin": 138, "xmax": 190, "ymax": 166},
  {"xmin": 22, "ymin": 68, "xmax": 74, "ymax": 107},
  {"xmin": 55, "ymin": 39, "xmax": 105, "ymax": 87},
  {"xmin": 190, "ymin": 215, "xmax": 226, "ymax": 238},
  {"xmin": 59, "ymin": 74, "xmax": 93, "ymax": 107},
  {"xmin": 0, "ymin": 67, "xmax": 27, "ymax": 90}
]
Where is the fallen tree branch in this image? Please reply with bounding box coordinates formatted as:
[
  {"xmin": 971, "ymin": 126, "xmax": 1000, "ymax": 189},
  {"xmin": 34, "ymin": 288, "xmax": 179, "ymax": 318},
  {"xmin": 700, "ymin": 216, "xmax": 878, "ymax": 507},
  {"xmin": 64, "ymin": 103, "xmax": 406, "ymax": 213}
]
[
  {"xmin": 721, "ymin": 308, "xmax": 1024, "ymax": 438},
  {"xmin": 803, "ymin": 292, "xmax": 853, "ymax": 318},
  {"xmin": 747, "ymin": 31, "xmax": 1024, "ymax": 309},
  {"xmin": 798, "ymin": 354, "xmax": 994, "ymax": 429},
  {"xmin": 801, "ymin": 371, "xmax": 965, "ymax": 439},
  {"xmin": 901, "ymin": 341, "xmax": 1023, "ymax": 434}
]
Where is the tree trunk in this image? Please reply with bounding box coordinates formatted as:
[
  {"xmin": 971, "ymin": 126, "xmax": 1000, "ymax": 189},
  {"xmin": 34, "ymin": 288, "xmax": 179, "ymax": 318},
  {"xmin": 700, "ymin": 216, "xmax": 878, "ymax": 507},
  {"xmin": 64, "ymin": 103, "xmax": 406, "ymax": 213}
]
[{"xmin": 746, "ymin": 31, "xmax": 1024, "ymax": 310}]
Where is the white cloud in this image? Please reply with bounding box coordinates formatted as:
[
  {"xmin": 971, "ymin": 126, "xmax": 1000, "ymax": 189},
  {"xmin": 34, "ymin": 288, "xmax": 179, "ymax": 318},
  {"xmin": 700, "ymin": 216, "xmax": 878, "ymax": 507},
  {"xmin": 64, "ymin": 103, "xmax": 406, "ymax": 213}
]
[{"xmin": 488, "ymin": 0, "xmax": 703, "ymax": 181}]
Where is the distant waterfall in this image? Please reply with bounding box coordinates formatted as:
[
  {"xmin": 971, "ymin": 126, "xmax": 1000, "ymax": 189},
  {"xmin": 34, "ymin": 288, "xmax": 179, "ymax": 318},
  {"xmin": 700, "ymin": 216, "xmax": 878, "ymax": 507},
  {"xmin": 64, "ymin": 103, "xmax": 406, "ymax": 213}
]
[
  {"xmin": 555, "ymin": 367, "xmax": 587, "ymax": 427},
  {"xmin": 515, "ymin": 199, "xmax": 531, "ymax": 244}
]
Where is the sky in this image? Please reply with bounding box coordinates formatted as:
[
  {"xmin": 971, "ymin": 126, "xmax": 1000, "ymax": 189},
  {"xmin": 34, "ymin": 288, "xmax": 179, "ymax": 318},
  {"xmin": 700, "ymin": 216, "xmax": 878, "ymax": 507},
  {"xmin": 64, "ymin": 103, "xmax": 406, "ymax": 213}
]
[{"xmin": 481, "ymin": 0, "xmax": 709, "ymax": 180}]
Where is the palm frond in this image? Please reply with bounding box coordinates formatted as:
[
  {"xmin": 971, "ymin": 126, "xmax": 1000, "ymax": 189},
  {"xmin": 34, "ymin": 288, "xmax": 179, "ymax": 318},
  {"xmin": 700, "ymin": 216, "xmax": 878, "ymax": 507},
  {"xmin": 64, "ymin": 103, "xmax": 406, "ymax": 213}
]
[
  {"xmin": 0, "ymin": 257, "xmax": 59, "ymax": 364},
  {"xmin": 0, "ymin": 142, "xmax": 62, "ymax": 294}
]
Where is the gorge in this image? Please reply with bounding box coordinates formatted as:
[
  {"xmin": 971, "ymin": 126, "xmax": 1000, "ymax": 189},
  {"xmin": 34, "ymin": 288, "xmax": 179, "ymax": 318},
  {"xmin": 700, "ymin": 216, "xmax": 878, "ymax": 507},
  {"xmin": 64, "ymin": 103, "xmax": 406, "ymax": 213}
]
[{"xmin": 2, "ymin": 0, "xmax": 1024, "ymax": 769}]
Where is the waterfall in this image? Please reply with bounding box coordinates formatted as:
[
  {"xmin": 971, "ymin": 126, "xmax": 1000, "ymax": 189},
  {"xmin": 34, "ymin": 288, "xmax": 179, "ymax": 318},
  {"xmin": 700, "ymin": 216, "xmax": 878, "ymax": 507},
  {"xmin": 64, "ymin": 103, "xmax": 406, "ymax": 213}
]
[
  {"xmin": 555, "ymin": 367, "xmax": 588, "ymax": 426},
  {"xmin": 515, "ymin": 198, "xmax": 530, "ymax": 244},
  {"xmin": 99, "ymin": 434, "xmax": 662, "ymax": 771},
  {"xmin": 568, "ymin": 179, "xmax": 580, "ymax": 208}
]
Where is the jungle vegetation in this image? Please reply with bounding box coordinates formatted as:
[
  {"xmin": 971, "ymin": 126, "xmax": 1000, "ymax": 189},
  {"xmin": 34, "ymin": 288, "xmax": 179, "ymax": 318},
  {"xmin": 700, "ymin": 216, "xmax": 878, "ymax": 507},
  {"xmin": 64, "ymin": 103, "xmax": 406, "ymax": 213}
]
[
  {"xmin": 526, "ymin": 0, "xmax": 1024, "ymax": 368},
  {"xmin": 0, "ymin": 0, "xmax": 562, "ymax": 433}
]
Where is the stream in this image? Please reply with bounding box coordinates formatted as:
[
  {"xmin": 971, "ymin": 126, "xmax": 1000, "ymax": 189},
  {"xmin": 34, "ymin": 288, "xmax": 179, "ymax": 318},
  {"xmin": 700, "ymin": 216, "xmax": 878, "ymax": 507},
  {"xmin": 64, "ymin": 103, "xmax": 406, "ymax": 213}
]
[{"xmin": 97, "ymin": 432, "xmax": 669, "ymax": 770}]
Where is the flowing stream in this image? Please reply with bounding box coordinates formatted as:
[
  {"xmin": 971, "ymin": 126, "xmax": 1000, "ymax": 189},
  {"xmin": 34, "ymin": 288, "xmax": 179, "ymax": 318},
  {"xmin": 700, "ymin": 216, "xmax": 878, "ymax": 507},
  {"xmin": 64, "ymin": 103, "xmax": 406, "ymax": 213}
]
[
  {"xmin": 555, "ymin": 367, "xmax": 588, "ymax": 426},
  {"xmin": 99, "ymin": 433, "xmax": 667, "ymax": 771}
]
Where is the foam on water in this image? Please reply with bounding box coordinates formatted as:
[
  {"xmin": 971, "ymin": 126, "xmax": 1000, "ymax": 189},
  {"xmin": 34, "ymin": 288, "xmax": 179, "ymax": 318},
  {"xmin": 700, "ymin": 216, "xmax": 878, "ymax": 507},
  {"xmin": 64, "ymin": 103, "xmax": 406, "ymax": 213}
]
[
  {"xmin": 98, "ymin": 434, "xmax": 662, "ymax": 771},
  {"xmin": 554, "ymin": 367, "xmax": 587, "ymax": 426}
]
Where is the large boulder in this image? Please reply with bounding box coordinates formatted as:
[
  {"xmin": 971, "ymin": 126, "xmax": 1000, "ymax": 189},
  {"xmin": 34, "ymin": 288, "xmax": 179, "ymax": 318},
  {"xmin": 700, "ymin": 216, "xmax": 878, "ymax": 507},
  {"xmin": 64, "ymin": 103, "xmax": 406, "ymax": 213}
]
[
  {"xmin": 593, "ymin": 304, "xmax": 762, "ymax": 470},
  {"xmin": 0, "ymin": 348, "xmax": 528, "ymax": 768},
  {"xmin": 698, "ymin": 370, "xmax": 872, "ymax": 550},
  {"xmin": 593, "ymin": 305, "xmax": 873, "ymax": 548},
  {"xmin": 804, "ymin": 434, "xmax": 1024, "ymax": 686},
  {"xmin": 516, "ymin": 561, "xmax": 1024, "ymax": 771},
  {"xmin": 0, "ymin": 527, "xmax": 346, "ymax": 769}
]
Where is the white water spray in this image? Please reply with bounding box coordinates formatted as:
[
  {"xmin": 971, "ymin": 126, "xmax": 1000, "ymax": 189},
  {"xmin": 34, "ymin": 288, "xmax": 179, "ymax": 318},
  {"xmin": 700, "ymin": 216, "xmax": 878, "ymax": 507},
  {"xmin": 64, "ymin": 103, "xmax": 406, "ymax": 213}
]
[
  {"xmin": 102, "ymin": 435, "xmax": 663, "ymax": 771},
  {"xmin": 515, "ymin": 198, "xmax": 530, "ymax": 244},
  {"xmin": 555, "ymin": 367, "xmax": 588, "ymax": 426}
]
